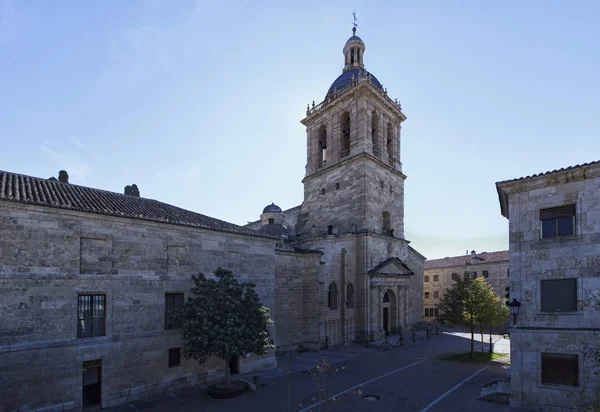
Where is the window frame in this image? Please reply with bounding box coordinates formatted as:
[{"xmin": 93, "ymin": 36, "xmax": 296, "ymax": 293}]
[
  {"xmin": 433, "ymin": 291, "xmax": 439, "ymax": 299},
  {"xmin": 424, "ymin": 275, "xmax": 430, "ymax": 282},
  {"xmin": 424, "ymin": 292, "xmax": 430, "ymax": 299},
  {"xmin": 328, "ymin": 283, "xmax": 338, "ymax": 310},
  {"xmin": 346, "ymin": 283, "xmax": 354, "ymax": 308},
  {"xmin": 433, "ymin": 275, "xmax": 439, "ymax": 282},
  {"xmin": 168, "ymin": 347, "xmax": 181, "ymax": 368},
  {"xmin": 165, "ymin": 292, "xmax": 185, "ymax": 330},
  {"xmin": 77, "ymin": 294, "xmax": 106, "ymax": 339},
  {"xmin": 540, "ymin": 204, "xmax": 576, "ymax": 239},
  {"xmin": 541, "ymin": 353, "xmax": 579, "ymax": 387},
  {"xmin": 540, "ymin": 278, "xmax": 578, "ymax": 313}
]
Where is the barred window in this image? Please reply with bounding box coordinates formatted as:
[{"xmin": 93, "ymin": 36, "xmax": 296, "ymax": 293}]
[
  {"xmin": 78, "ymin": 294, "xmax": 106, "ymax": 338},
  {"xmin": 165, "ymin": 293, "xmax": 184, "ymax": 329}
]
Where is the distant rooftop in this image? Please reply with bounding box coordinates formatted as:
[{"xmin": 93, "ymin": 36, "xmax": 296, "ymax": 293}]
[{"xmin": 424, "ymin": 250, "xmax": 508, "ymax": 270}]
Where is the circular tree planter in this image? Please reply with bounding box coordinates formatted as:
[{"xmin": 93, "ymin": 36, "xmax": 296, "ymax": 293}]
[{"xmin": 207, "ymin": 381, "xmax": 248, "ymax": 399}]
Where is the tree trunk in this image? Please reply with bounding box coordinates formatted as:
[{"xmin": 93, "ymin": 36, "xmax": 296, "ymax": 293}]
[
  {"xmin": 225, "ymin": 359, "xmax": 231, "ymax": 387},
  {"xmin": 489, "ymin": 325, "xmax": 493, "ymax": 353},
  {"xmin": 470, "ymin": 318, "xmax": 474, "ymax": 359},
  {"xmin": 480, "ymin": 327, "xmax": 484, "ymax": 353}
]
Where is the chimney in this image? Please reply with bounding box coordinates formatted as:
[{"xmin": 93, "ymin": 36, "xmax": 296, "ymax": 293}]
[
  {"xmin": 124, "ymin": 184, "xmax": 140, "ymax": 197},
  {"xmin": 58, "ymin": 170, "xmax": 69, "ymax": 184}
]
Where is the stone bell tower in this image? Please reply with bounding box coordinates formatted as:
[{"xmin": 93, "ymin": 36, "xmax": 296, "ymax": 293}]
[{"xmin": 295, "ymin": 28, "xmax": 407, "ymax": 239}]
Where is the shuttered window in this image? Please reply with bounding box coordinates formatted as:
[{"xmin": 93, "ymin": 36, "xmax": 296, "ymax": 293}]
[
  {"xmin": 541, "ymin": 205, "xmax": 575, "ymax": 238},
  {"xmin": 165, "ymin": 293, "xmax": 184, "ymax": 329},
  {"xmin": 78, "ymin": 294, "xmax": 106, "ymax": 338},
  {"xmin": 542, "ymin": 353, "xmax": 578, "ymax": 386},
  {"xmin": 541, "ymin": 279, "xmax": 577, "ymax": 312}
]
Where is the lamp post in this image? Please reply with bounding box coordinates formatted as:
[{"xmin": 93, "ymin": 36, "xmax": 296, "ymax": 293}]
[{"xmin": 506, "ymin": 298, "xmax": 521, "ymax": 327}]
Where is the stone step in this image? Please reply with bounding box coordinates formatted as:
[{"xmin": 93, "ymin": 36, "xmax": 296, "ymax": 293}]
[{"xmin": 478, "ymin": 379, "xmax": 511, "ymax": 404}]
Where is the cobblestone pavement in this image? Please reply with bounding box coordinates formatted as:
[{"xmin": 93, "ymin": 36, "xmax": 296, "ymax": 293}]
[{"xmin": 110, "ymin": 332, "xmax": 515, "ymax": 412}]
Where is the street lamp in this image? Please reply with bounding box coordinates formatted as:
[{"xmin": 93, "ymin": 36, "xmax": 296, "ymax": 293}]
[{"xmin": 506, "ymin": 298, "xmax": 521, "ymax": 327}]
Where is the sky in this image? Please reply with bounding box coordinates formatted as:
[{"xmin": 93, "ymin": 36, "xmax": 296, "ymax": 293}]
[{"xmin": 1, "ymin": 0, "xmax": 599, "ymax": 259}]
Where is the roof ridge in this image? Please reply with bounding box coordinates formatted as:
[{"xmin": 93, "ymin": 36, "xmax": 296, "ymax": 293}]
[{"xmin": 495, "ymin": 159, "xmax": 600, "ymax": 185}]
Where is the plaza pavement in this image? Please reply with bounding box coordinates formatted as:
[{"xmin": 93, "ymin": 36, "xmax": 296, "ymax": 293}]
[{"xmin": 110, "ymin": 332, "xmax": 517, "ymax": 412}]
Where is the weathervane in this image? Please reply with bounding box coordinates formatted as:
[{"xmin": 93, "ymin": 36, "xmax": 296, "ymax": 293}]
[{"xmin": 351, "ymin": 10, "xmax": 358, "ymax": 35}]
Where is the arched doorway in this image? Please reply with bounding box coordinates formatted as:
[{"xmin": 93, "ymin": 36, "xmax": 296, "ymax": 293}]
[{"xmin": 382, "ymin": 289, "xmax": 397, "ymax": 335}]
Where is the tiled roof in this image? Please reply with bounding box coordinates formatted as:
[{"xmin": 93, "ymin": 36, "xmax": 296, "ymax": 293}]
[
  {"xmin": 0, "ymin": 170, "xmax": 277, "ymax": 240},
  {"xmin": 495, "ymin": 160, "xmax": 600, "ymax": 185},
  {"xmin": 424, "ymin": 250, "xmax": 508, "ymax": 270}
]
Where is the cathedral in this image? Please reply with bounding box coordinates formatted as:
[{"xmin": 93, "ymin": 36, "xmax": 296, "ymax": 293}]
[
  {"xmin": 246, "ymin": 27, "xmax": 425, "ymax": 348},
  {"xmin": 0, "ymin": 28, "xmax": 423, "ymax": 410}
]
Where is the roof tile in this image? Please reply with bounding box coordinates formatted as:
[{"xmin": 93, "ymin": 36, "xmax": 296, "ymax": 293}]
[{"xmin": 424, "ymin": 250, "xmax": 508, "ymax": 270}]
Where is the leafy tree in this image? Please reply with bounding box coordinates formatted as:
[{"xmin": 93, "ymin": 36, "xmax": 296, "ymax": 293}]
[
  {"xmin": 437, "ymin": 276, "xmax": 504, "ymax": 358},
  {"xmin": 173, "ymin": 268, "xmax": 274, "ymax": 387}
]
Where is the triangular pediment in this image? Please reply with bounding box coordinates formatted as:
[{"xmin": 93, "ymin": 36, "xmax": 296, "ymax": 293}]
[{"xmin": 368, "ymin": 257, "xmax": 415, "ymax": 277}]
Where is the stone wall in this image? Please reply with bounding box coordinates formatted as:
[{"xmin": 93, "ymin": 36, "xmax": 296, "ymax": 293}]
[
  {"xmin": 498, "ymin": 168, "xmax": 600, "ymax": 411},
  {"xmin": 273, "ymin": 250, "xmax": 320, "ymax": 351},
  {"xmin": 0, "ymin": 202, "xmax": 278, "ymax": 411}
]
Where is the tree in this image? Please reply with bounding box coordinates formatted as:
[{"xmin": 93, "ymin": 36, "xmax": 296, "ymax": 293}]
[
  {"xmin": 437, "ymin": 276, "xmax": 503, "ymax": 359},
  {"xmin": 173, "ymin": 268, "xmax": 274, "ymax": 387}
]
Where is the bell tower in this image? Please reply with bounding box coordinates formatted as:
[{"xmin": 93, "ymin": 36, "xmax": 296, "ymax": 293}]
[{"xmin": 296, "ymin": 29, "xmax": 407, "ymax": 239}]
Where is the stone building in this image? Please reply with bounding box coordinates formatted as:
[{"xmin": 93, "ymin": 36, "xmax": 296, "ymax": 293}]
[
  {"xmin": 423, "ymin": 250, "xmax": 509, "ymax": 321},
  {"xmin": 0, "ymin": 28, "xmax": 424, "ymax": 411},
  {"xmin": 496, "ymin": 160, "xmax": 600, "ymax": 411},
  {"xmin": 246, "ymin": 27, "xmax": 425, "ymax": 346}
]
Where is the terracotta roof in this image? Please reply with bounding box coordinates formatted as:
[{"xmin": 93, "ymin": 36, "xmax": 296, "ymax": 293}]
[
  {"xmin": 0, "ymin": 170, "xmax": 277, "ymax": 240},
  {"xmin": 424, "ymin": 250, "xmax": 508, "ymax": 270},
  {"xmin": 495, "ymin": 159, "xmax": 600, "ymax": 185}
]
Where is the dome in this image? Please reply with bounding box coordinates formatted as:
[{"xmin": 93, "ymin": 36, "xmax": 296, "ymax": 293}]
[
  {"xmin": 345, "ymin": 35, "xmax": 363, "ymax": 45},
  {"xmin": 325, "ymin": 69, "xmax": 383, "ymax": 99},
  {"xmin": 262, "ymin": 203, "xmax": 282, "ymax": 214}
]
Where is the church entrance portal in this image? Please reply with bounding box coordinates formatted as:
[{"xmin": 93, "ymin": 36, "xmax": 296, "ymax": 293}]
[{"xmin": 382, "ymin": 290, "xmax": 397, "ymax": 335}]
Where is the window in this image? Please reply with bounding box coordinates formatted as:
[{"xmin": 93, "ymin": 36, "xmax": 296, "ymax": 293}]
[
  {"xmin": 327, "ymin": 225, "xmax": 333, "ymax": 235},
  {"xmin": 424, "ymin": 292, "xmax": 430, "ymax": 299},
  {"xmin": 424, "ymin": 275, "xmax": 430, "ymax": 282},
  {"xmin": 335, "ymin": 183, "xmax": 340, "ymax": 190},
  {"xmin": 433, "ymin": 275, "xmax": 439, "ymax": 282},
  {"xmin": 542, "ymin": 353, "xmax": 578, "ymax": 386},
  {"xmin": 165, "ymin": 293, "xmax": 184, "ymax": 329},
  {"xmin": 452, "ymin": 273, "xmax": 460, "ymax": 281},
  {"xmin": 78, "ymin": 294, "xmax": 106, "ymax": 338},
  {"xmin": 434, "ymin": 308, "xmax": 439, "ymax": 317},
  {"xmin": 169, "ymin": 348, "xmax": 181, "ymax": 368},
  {"xmin": 541, "ymin": 204, "xmax": 575, "ymax": 238},
  {"xmin": 424, "ymin": 308, "xmax": 430, "ymax": 317},
  {"xmin": 268, "ymin": 218, "xmax": 274, "ymax": 225},
  {"xmin": 471, "ymin": 271, "xmax": 477, "ymax": 279},
  {"xmin": 483, "ymin": 270, "xmax": 489, "ymax": 279},
  {"xmin": 320, "ymin": 188, "xmax": 326, "ymax": 195},
  {"xmin": 380, "ymin": 180, "xmax": 384, "ymax": 189},
  {"xmin": 434, "ymin": 291, "xmax": 439, "ymax": 298},
  {"xmin": 541, "ymin": 279, "xmax": 577, "ymax": 312},
  {"xmin": 346, "ymin": 283, "xmax": 354, "ymax": 308},
  {"xmin": 383, "ymin": 291, "xmax": 390, "ymax": 303},
  {"xmin": 328, "ymin": 283, "xmax": 338, "ymax": 309},
  {"xmin": 507, "ymin": 269, "xmax": 510, "ymax": 278}
]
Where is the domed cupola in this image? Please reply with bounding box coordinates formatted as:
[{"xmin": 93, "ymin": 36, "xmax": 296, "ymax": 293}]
[
  {"xmin": 260, "ymin": 203, "xmax": 284, "ymax": 226},
  {"xmin": 343, "ymin": 27, "xmax": 365, "ymax": 72}
]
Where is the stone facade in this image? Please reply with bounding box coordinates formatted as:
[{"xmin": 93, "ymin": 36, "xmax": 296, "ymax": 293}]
[
  {"xmin": 423, "ymin": 250, "xmax": 509, "ymax": 321},
  {"xmin": 496, "ymin": 160, "xmax": 600, "ymax": 411},
  {"xmin": 0, "ymin": 202, "xmax": 279, "ymax": 411}
]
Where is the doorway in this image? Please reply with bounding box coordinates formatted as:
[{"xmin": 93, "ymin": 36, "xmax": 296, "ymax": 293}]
[
  {"xmin": 383, "ymin": 307, "xmax": 389, "ymax": 335},
  {"xmin": 82, "ymin": 360, "xmax": 101, "ymax": 408},
  {"xmin": 229, "ymin": 355, "xmax": 240, "ymax": 375}
]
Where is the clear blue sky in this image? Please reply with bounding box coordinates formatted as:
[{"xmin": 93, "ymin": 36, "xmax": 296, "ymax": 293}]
[{"xmin": 1, "ymin": 1, "xmax": 599, "ymax": 259}]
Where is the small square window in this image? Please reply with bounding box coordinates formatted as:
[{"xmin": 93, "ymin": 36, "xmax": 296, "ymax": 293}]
[
  {"xmin": 483, "ymin": 271, "xmax": 489, "ymax": 279},
  {"xmin": 320, "ymin": 188, "xmax": 326, "ymax": 195},
  {"xmin": 434, "ymin": 291, "xmax": 439, "ymax": 298},
  {"xmin": 424, "ymin": 292, "xmax": 430, "ymax": 299},
  {"xmin": 541, "ymin": 279, "xmax": 577, "ymax": 312},
  {"xmin": 540, "ymin": 205, "xmax": 575, "ymax": 238},
  {"xmin": 424, "ymin": 275, "xmax": 430, "ymax": 282},
  {"xmin": 433, "ymin": 275, "xmax": 439, "ymax": 282},
  {"xmin": 542, "ymin": 353, "xmax": 578, "ymax": 386},
  {"xmin": 169, "ymin": 348, "xmax": 181, "ymax": 368}
]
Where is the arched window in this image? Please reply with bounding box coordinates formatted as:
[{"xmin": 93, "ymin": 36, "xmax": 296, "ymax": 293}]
[
  {"xmin": 340, "ymin": 112, "xmax": 351, "ymax": 157},
  {"xmin": 317, "ymin": 125, "xmax": 327, "ymax": 167},
  {"xmin": 371, "ymin": 111, "xmax": 379, "ymax": 156},
  {"xmin": 346, "ymin": 283, "xmax": 354, "ymax": 308},
  {"xmin": 387, "ymin": 123, "xmax": 394, "ymax": 161},
  {"xmin": 383, "ymin": 290, "xmax": 390, "ymax": 303},
  {"xmin": 328, "ymin": 283, "xmax": 338, "ymax": 309}
]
